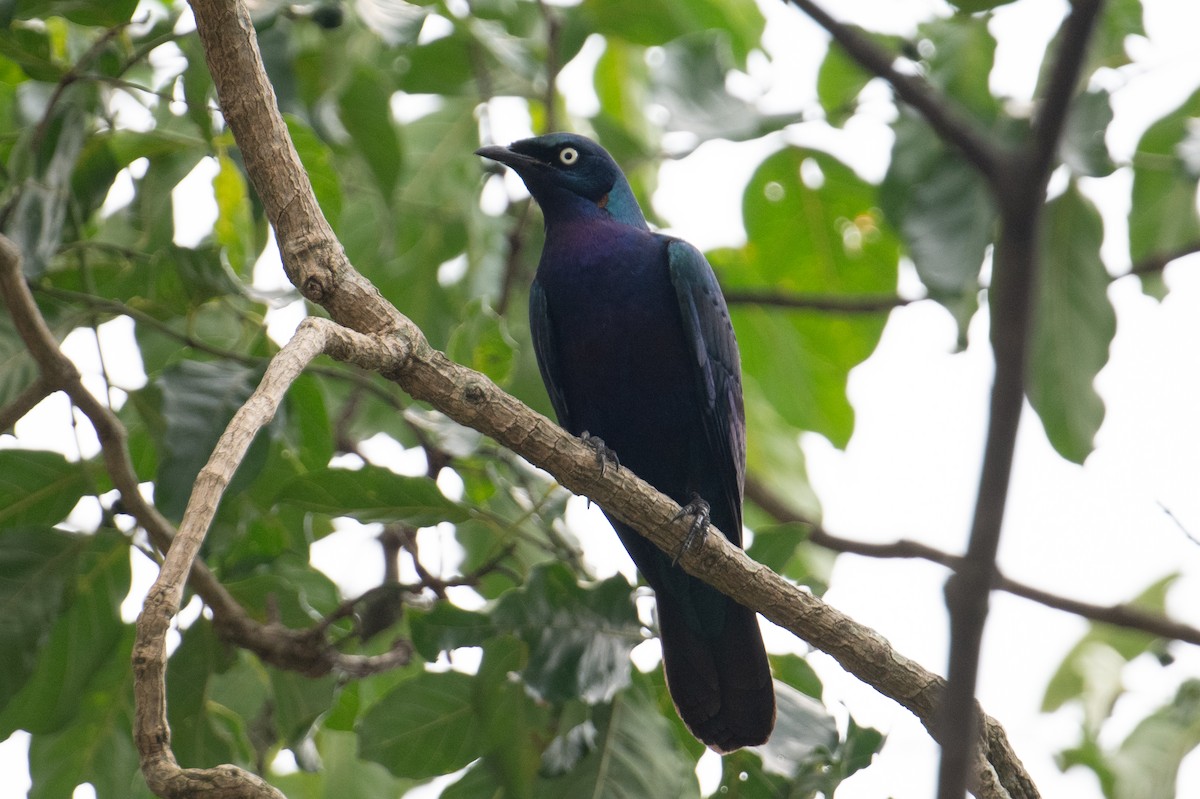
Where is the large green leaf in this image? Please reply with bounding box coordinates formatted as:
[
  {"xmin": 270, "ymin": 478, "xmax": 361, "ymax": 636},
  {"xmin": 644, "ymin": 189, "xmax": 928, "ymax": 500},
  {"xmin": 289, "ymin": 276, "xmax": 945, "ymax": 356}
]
[
  {"xmin": 0, "ymin": 527, "xmax": 85, "ymax": 709},
  {"xmin": 338, "ymin": 65, "xmax": 402, "ymax": 200},
  {"xmin": 1042, "ymin": 575, "xmax": 1176, "ymax": 725},
  {"xmin": 1108, "ymin": 679, "xmax": 1200, "ymax": 799},
  {"xmin": 154, "ymin": 359, "xmax": 267, "ymax": 520},
  {"xmin": 532, "ymin": 675, "xmax": 698, "ymax": 797},
  {"xmin": 721, "ymin": 147, "xmax": 899, "ymax": 447},
  {"xmin": 579, "ymin": 0, "xmax": 763, "ymax": 65},
  {"xmin": 358, "ymin": 669, "xmax": 483, "ymax": 779},
  {"xmin": 1061, "ymin": 88, "xmax": 1117, "ymax": 178},
  {"xmin": 1129, "ymin": 86, "xmax": 1200, "ymax": 269},
  {"xmin": 492, "ymin": 563, "xmax": 640, "ymax": 704},
  {"xmin": 1028, "ymin": 182, "xmax": 1115, "ymax": 464},
  {"xmin": 0, "ymin": 449, "xmax": 88, "ymax": 527},
  {"xmin": 916, "ymin": 14, "xmax": 999, "ymax": 124},
  {"xmin": 882, "ymin": 111, "xmax": 996, "ymax": 299},
  {"xmin": 4, "ymin": 84, "xmax": 90, "ymax": 278},
  {"xmin": 167, "ymin": 619, "xmax": 244, "ymax": 769},
  {"xmin": 26, "ymin": 628, "xmax": 153, "ymax": 799},
  {"xmin": 0, "ymin": 530, "xmax": 130, "ymax": 738},
  {"xmin": 275, "ymin": 465, "xmax": 468, "ymax": 526}
]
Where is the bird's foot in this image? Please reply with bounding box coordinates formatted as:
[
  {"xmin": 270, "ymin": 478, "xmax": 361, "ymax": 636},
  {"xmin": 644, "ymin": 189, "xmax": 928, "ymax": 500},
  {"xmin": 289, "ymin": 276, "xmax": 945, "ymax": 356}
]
[
  {"xmin": 580, "ymin": 431, "xmax": 619, "ymax": 477},
  {"xmin": 671, "ymin": 493, "xmax": 711, "ymax": 566},
  {"xmin": 580, "ymin": 432, "xmax": 619, "ymax": 509}
]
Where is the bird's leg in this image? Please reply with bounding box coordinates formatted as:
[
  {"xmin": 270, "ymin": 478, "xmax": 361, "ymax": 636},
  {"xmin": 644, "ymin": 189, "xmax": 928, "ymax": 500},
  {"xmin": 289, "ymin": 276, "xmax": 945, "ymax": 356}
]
[
  {"xmin": 580, "ymin": 431, "xmax": 619, "ymax": 509},
  {"xmin": 671, "ymin": 493, "xmax": 710, "ymax": 566},
  {"xmin": 579, "ymin": 431, "xmax": 619, "ymax": 476}
]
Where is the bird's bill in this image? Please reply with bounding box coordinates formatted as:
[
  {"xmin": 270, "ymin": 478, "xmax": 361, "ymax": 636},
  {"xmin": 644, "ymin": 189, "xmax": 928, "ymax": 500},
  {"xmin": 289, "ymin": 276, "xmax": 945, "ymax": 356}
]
[{"xmin": 475, "ymin": 144, "xmax": 544, "ymax": 172}]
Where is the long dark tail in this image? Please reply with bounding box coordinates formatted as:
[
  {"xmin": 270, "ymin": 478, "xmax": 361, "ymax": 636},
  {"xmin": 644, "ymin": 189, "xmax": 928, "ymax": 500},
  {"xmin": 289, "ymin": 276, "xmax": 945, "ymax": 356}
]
[{"xmin": 656, "ymin": 589, "xmax": 775, "ymax": 752}]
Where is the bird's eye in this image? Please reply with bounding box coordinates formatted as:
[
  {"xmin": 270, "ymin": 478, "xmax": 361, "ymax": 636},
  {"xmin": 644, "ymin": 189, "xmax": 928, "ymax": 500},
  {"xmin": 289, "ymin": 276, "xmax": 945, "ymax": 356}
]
[{"xmin": 559, "ymin": 147, "xmax": 579, "ymax": 166}]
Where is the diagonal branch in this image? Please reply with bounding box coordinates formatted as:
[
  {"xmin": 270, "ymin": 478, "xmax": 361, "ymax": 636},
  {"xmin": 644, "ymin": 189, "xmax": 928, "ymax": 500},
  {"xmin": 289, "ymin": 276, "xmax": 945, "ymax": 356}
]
[{"xmin": 785, "ymin": 0, "xmax": 1007, "ymax": 186}]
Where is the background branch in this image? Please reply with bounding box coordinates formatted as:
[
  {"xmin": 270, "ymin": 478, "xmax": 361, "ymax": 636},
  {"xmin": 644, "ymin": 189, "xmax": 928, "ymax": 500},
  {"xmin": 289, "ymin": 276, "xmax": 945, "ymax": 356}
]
[{"xmin": 938, "ymin": 3, "xmax": 1105, "ymax": 797}]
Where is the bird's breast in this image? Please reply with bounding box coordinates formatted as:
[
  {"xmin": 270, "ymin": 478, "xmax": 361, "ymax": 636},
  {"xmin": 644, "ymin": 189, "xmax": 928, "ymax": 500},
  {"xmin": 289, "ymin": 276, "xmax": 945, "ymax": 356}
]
[{"xmin": 536, "ymin": 225, "xmax": 697, "ymax": 468}]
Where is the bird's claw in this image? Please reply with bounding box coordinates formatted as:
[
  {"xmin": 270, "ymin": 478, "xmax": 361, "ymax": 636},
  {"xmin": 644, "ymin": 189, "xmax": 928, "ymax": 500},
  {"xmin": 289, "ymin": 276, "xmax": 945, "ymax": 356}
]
[
  {"xmin": 671, "ymin": 493, "xmax": 710, "ymax": 566},
  {"xmin": 581, "ymin": 432, "xmax": 619, "ymax": 509},
  {"xmin": 580, "ymin": 431, "xmax": 619, "ymax": 476}
]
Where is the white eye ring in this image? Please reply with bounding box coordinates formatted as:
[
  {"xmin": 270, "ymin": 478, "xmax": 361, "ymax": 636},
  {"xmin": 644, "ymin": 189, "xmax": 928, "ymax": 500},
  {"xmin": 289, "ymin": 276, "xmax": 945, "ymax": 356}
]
[{"xmin": 559, "ymin": 147, "xmax": 579, "ymax": 166}]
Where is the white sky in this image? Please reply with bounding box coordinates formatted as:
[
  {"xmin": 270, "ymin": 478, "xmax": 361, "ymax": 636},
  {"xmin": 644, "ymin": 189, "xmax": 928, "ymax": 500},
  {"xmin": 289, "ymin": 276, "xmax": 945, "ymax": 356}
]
[{"xmin": 3, "ymin": 1, "xmax": 1200, "ymax": 798}]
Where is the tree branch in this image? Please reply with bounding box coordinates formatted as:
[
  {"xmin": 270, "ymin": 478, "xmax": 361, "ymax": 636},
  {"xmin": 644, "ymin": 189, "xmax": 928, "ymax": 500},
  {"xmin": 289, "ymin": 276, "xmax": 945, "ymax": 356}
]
[
  {"xmin": 784, "ymin": 0, "xmax": 1006, "ymax": 186},
  {"xmin": 745, "ymin": 479, "xmax": 1200, "ymax": 646},
  {"xmin": 724, "ymin": 289, "xmax": 915, "ymax": 313},
  {"xmin": 938, "ymin": 3, "xmax": 1105, "ymax": 798}
]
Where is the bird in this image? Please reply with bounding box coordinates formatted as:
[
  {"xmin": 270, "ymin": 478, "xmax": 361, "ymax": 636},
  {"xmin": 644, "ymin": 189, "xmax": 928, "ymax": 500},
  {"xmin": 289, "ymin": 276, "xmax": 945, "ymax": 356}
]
[{"xmin": 477, "ymin": 133, "xmax": 775, "ymax": 751}]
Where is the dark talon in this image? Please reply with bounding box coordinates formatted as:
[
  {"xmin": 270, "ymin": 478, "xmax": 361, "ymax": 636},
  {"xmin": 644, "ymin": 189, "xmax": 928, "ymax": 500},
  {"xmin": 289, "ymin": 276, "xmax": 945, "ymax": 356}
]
[
  {"xmin": 580, "ymin": 431, "xmax": 619, "ymax": 476},
  {"xmin": 671, "ymin": 493, "xmax": 710, "ymax": 565}
]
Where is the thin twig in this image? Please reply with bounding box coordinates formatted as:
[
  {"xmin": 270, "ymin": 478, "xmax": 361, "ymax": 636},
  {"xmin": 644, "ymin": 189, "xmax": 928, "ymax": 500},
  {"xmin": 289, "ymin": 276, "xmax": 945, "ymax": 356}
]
[{"xmin": 724, "ymin": 290, "xmax": 916, "ymax": 313}]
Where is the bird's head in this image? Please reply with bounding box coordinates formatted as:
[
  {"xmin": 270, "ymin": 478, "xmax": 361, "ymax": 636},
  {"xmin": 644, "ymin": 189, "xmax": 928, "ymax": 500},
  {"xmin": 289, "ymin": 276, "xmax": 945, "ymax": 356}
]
[{"xmin": 476, "ymin": 133, "xmax": 648, "ymax": 229}]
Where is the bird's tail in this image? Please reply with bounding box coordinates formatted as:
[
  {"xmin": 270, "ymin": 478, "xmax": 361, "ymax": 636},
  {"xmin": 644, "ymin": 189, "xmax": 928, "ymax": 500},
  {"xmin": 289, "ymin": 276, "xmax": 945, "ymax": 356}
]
[{"xmin": 656, "ymin": 592, "xmax": 776, "ymax": 752}]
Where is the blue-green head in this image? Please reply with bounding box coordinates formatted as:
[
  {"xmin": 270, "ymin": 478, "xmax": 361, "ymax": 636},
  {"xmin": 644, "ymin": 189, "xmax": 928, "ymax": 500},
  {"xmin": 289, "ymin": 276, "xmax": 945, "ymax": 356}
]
[{"xmin": 476, "ymin": 133, "xmax": 648, "ymax": 230}]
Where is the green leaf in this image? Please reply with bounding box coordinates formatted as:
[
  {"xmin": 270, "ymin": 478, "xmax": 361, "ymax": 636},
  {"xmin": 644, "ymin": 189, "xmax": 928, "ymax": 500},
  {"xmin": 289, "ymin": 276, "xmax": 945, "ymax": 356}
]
[
  {"xmin": 1061, "ymin": 88, "xmax": 1117, "ymax": 178},
  {"xmin": 579, "ymin": 0, "xmax": 764, "ymax": 65},
  {"xmin": 1028, "ymin": 182, "xmax": 1115, "ymax": 464},
  {"xmin": 652, "ymin": 32, "xmax": 791, "ymax": 142},
  {"xmin": 1042, "ymin": 575, "xmax": 1177, "ymax": 726},
  {"xmin": 532, "ymin": 676, "xmax": 698, "ymax": 797},
  {"xmin": 755, "ymin": 682, "xmax": 839, "ymax": 776},
  {"xmin": 721, "ymin": 147, "xmax": 899, "ymax": 446},
  {"xmin": 409, "ymin": 602, "xmax": 496, "ymax": 661},
  {"xmin": 4, "ymin": 85, "xmax": 89, "ymax": 277},
  {"xmin": 0, "ymin": 526, "xmax": 85, "ymax": 709},
  {"xmin": 166, "ymin": 619, "xmax": 245, "ymax": 769},
  {"xmin": 447, "ymin": 299, "xmax": 518, "ymax": 385},
  {"xmin": 916, "ymin": 14, "xmax": 999, "ymax": 123},
  {"xmin": 1109, "ymin": 679, "xmax": 1200, "ymax": 799},
  {"xmin": 270, "ymin": 729, "xmax": 416, "ymax": 799},
  {"xmin": 882, "ymin": 111, "xmax": 996, "ymax": 300},
  {"xmin": 358, "ymin": 669, "xmax": 484, "ymax": 779},
  {"xmin": 154, "ymin": 359, "xmax": 267, "ymax": 520},
  {"xmin": 13, "ymin": 0, "xmax": 139, "ymax": 26},
  {"xmin": 0, "ymin": 531, "xmax": 130, "ymax": 737},
  {"xmin": 0, "ymin": 449, "xmax": 88, "ymax": 527},
  {"xmin": 275, "ymin": 465, "xmax": 468, "ymax": 526},
  {"xmin": 223, "ymin": 555, "xmax": 341, "ymax": 628},
  {"xmin": 947, "ymin": 0, "xmax": 1018, "ymax": 10},
  {"xmin": 212, "ymin": 151, "xmax": 257, "ymax": 275},
  {"xmin": 817, "ymin": 28, "xmax": 904, "ymax": 126},
  {"xmin": 270, "ymin": 668, "xmax": 338, "ymax": 745},
  {"xmin": 27, "ymin": 628, "xmax": 153, "ymax": 799},
  {"xmin": 492, "ymin": 564, "xmax": 640, "ymax": 704},
  {"xmin": 0, "ymin": 309, "xmax": 40, "ymax": 409},
  {"xmin": 338, "ymin": 66, "xmax": 402, "ymax": 200},
  {"xmin": 770, "ymin": 654, "xmax": 824, "ymax": 701},
  {"xmin": 1129, "ymin": 86, "xmax": 1200, "ymax": 268}
]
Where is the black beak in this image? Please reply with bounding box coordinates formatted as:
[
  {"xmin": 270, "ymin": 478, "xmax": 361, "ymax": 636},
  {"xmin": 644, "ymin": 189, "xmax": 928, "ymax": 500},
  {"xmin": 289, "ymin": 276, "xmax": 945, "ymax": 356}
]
[{"xmin": 475, "ymin": 144, "xmax": 542, "ymax": 172}]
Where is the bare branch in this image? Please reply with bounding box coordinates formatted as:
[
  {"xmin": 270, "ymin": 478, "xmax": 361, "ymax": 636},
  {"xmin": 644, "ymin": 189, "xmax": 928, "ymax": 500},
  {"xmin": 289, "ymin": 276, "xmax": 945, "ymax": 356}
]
[
  {"xmin": 939, "ymin": 3, "xmax": 1105, "ymax": 798},
  {"xmin": 745, "ymin": 480, "xmax": 1200, "ymax": 646},
  {"xmin": 724, "ymin": 289, "xmax": 915, "ymax": 313}
]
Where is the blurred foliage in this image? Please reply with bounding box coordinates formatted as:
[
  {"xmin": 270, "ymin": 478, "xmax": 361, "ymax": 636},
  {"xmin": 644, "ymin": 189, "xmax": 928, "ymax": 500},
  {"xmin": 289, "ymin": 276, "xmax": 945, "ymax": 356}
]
[{"xmin": 0, "ymin": 0, "xmax": 1194, "ymax": 797}]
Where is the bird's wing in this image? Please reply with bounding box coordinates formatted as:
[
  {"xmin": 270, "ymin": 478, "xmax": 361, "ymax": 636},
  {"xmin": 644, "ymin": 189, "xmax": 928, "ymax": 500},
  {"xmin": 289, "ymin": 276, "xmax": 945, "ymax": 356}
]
[
  {"xmin": 666, "ymin": 239, "xmax": 747, "ymax": 536},
  {"xmin": 528, "ymin": 277, "xmax": 574, "ymax": 432}
]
